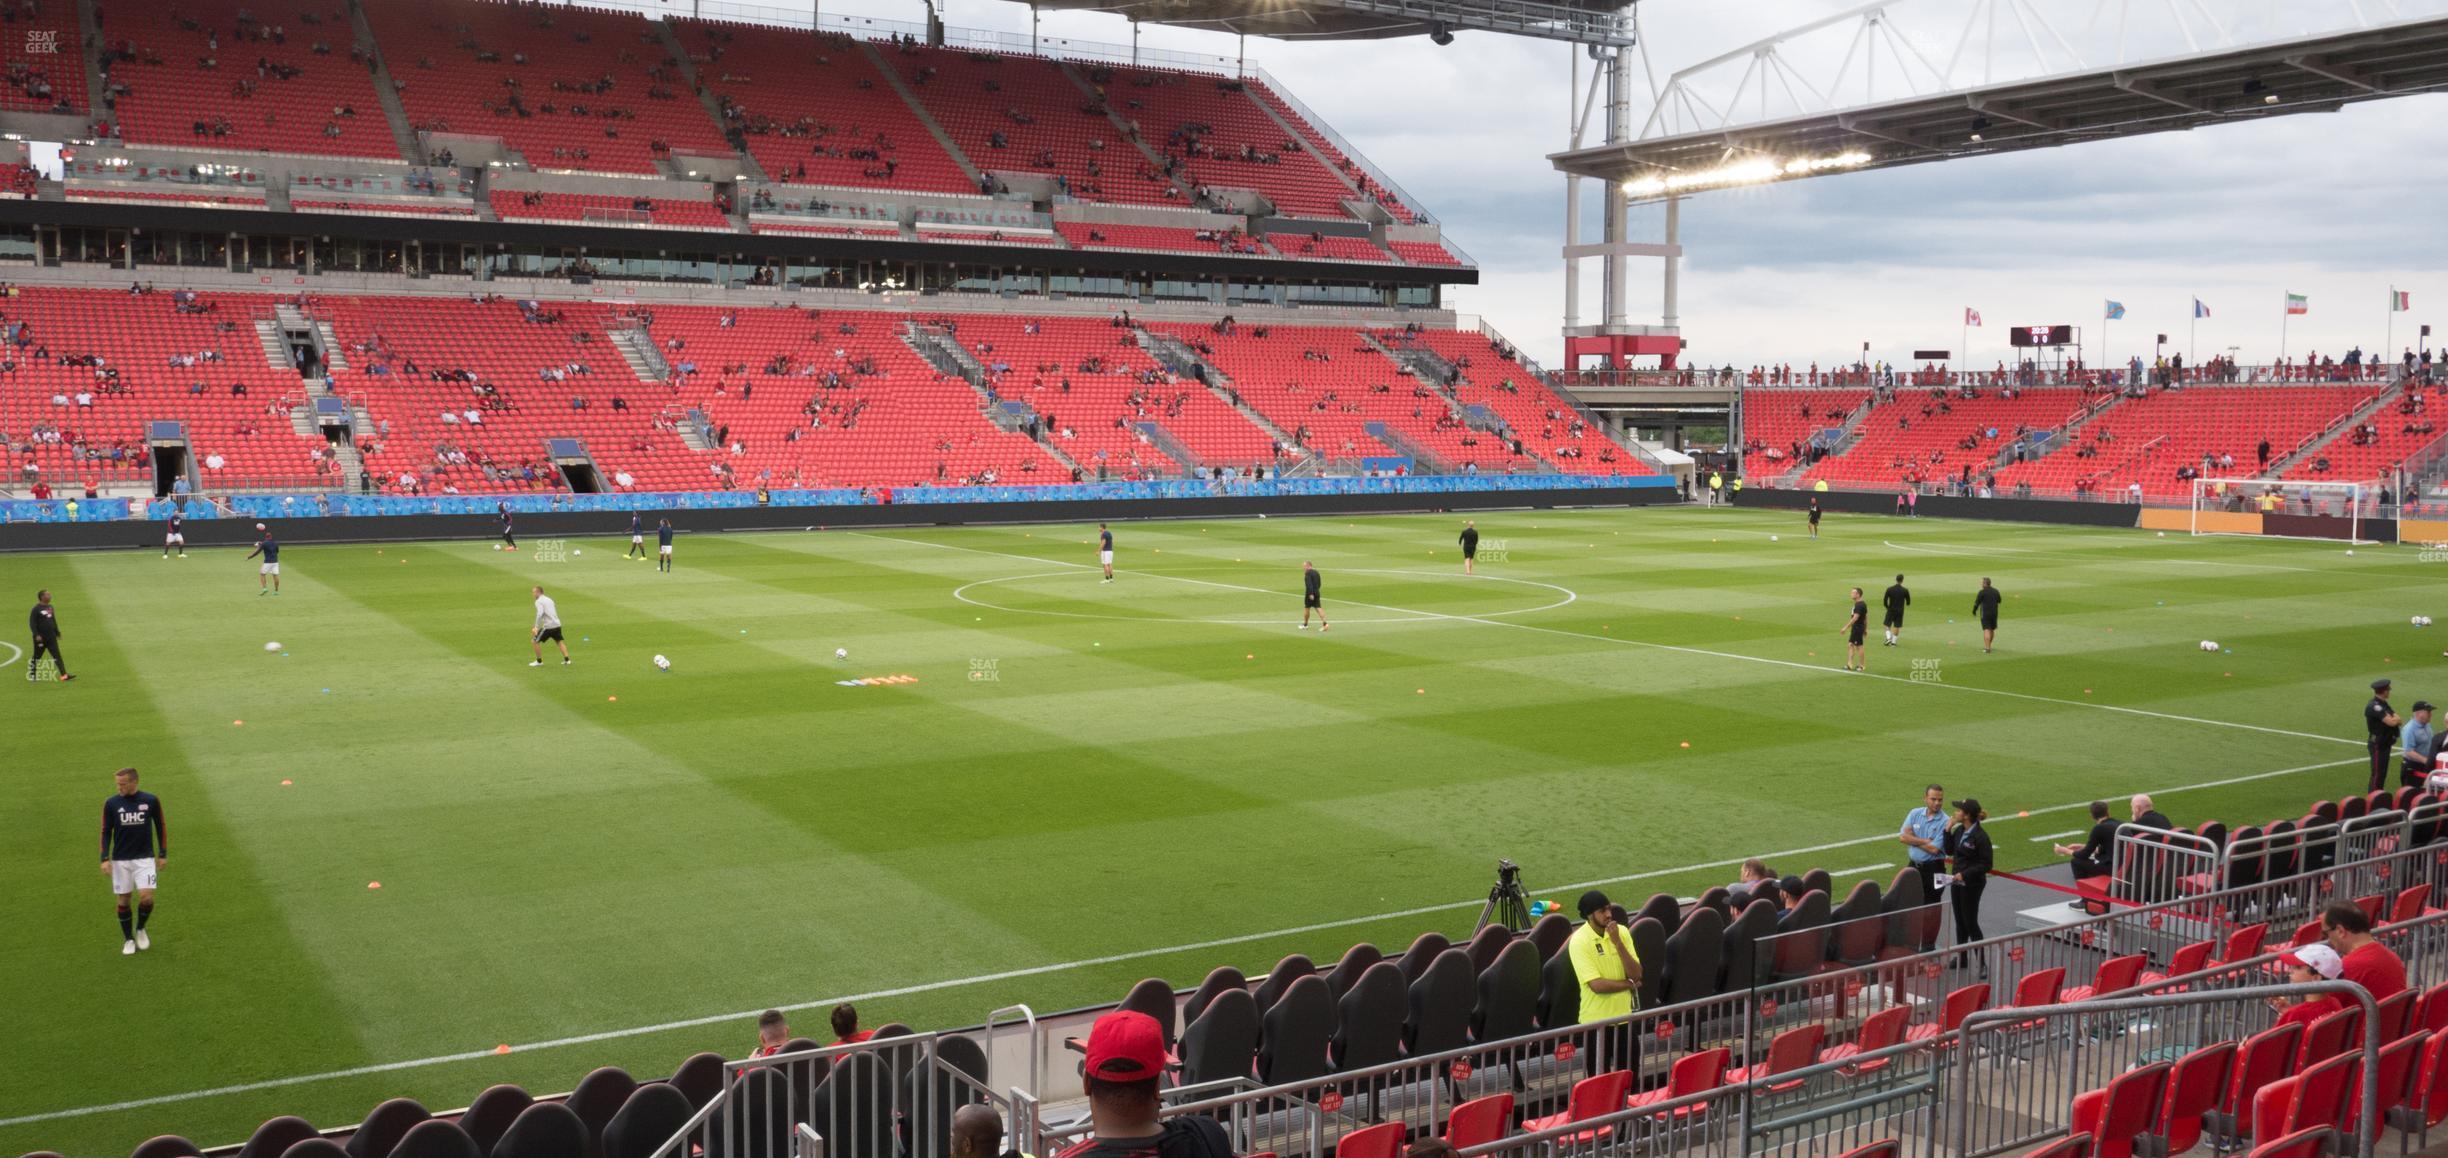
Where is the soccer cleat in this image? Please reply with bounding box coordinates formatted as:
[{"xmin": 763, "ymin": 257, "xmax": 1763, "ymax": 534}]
[
  {"xmin": 529, "ymin": 660, "xmax": 545, "ymax": 667},
  {"xmin": 58, "ymin": 673, "xmax": 75, "ymax": 682},
  {"xmin": 257, "ymin": 590, "xmax": 267, "ymax": 596},
  {"xmin": 135, "ymin": 930, "xmax": 150, "ymax": 951},
  {"xmin": 122, "ymin": 940, "xmax": 136, "ymax": 956},
  {"xmin": 561, "ymin": 658, "xmax": 572, "ymax": 666}
]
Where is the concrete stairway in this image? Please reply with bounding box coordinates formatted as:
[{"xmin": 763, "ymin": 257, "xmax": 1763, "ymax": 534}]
[
  {"xmin": 607, "ymin": 327, "xmax": 669, "ymax": 382},
  {"xmin": 653, "ymin": 18, "xmax": 766, "ymax": 182},
  {"xmin": 347, "ymin": 0, "xmax": 426, "ymax": 164},
  {"xmin": 1133, "ymin": 329, "xmax": 1304, "ymax": 461},
  {"xmin": 859, "ymin": 39, "xmax": 988, "ymax": 190},
  {"xmin": 254, "ymin": 320, "xmax": 292, "ymax": 371},
  {"xmin": 2268, "ymin": 383, "xmax": 2409, "ymax": 478},
  {"xmin": 1774, "ymin": 394, "xmax": 1878, "ymax": 485}
]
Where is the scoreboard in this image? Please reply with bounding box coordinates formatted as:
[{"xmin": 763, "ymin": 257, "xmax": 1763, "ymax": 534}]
[{"xmin": 2009, "ymin": 325, "xmax": 2075, "ymax": 348}]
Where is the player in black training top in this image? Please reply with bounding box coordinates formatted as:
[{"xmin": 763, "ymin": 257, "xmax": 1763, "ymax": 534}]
[
  {"xmin": 246, "ymin": 524, "xmax": 281, "ymax": 595},
  {"xmin": 1459, "ymin": 521, "xmax": 1480, "ymax": 574},
  {"xmin": 1973, "ymin": 577, "xmax": 2002, "ymax": 653},
  {"xmin": 1842, "ymin": 586, "xmax": 1868, "ymax": 672},
  {"xmin": 657, "ymin": 518, "xmax": 675, "ymax": 572},
  {"xmin": 30, "ymin": 588, "xmax": 73, "ymax": 681},
  {"xmin": 498, "ymin": 501, "xmax": 518, "ymax": 551},
  {"xmin": 1299, "ymin": 561, "xmax": 1328, "ymax": 632},
  {"xmin": 102, "ymin": 767, "xmax": 166, "ymax": 955},
  {"xmin": 1098, "ymin": 523, "xmax": 1115, "ymax": 584},
  {"xmin": 164, "ymin": 511, "xmax": 186, "ymax": 558},
  {"xmin": 1881, "ymin": 574, "xmax": 1911, "ymax": 647},
  {"xmin": 1806, "ymin": 497, "xmax": 1822, "ymax": 540},
  {"xmin": 626, "ymin": 513, "xmax": 648, "ymax": 560}
]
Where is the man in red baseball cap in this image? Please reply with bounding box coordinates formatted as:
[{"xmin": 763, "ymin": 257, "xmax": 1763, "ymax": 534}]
[{"xmin": 1054, "ymin": 1010, "xmax": 1231, "ymax": 1158}]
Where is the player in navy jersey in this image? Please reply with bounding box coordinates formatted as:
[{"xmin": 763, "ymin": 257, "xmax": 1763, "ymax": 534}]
[
  {"xmin": 498, "ymin": 502, "xmax": 518, "ymax": 551},
  {"xmin": 102, "ymin": 767, "xmax": 167, "ymax": 955},
  {"xmin": 163, "ymin": 511, "xmax": 186, "ymax": 558},
  {"xmin": 626, "ymin": 513, "xmax": 648, "ymax": 560},
  {"xmin": 1098, "ymin": 523, "xmax": 1115, "ymax": 583},
  {"xmin": 245, "ymin": 524, "xmax": 282, "ymax": 595},
  {"xmin": 657, "ymin": 518, "xmax": 675, "ymax": 572}
]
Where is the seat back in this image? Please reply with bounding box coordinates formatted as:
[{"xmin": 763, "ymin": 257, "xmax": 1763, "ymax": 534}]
[
  {"xmin": 1938, "ymin": 984, "xmax": 1991, "ymax": 1034},
  {"xmin": 2095, "ymin": 1062, "xmax": 2173, "ymax": 1149},
  {"xmin": 1117, "ymin": 978, "xmax": 1178, "ymax": 1050},
  {"xmin": 1472, "ymin": 939, "xmax": 1542, "ymax": 1044},
  {"xmin": 1251, "ymin": 954, "xmax": 1316, "ymax": 1014},
  {"xmin": 1633, "ymin": 892, "xmax": 1683, "ymax": 934},
  {"xmin": 387, "ymin": 1124, "xmax": 479, "ymax": 1158},
  {"xmin": 2421, "ymin": 982, "xmax": 2448, "ymax": 1035},
  {"xmin": 1179, "ymin": 988, "xmax": 1260, "ymax": 1089},
  {"xmin": 1880, "ymin": 870, "xmax": 1930, "ymax": 949},
  {"xmin": 1670, "ymin": 1047, "xmax": 1731, "ymax": 1096},
  {"xmin": 491, "ymin": 1102, "xmax": 587, "ymax": 1158},
  {"xmin": 1395, "ymin": 932, "xmax": 1452, "ymax": 984},
  {"xmin": 2156, "ymin": 1040, "xmax": 2236, "ymax": 1155},
  {"xmin": 1260, "ymin": 974, "xmax": 1334, "ymax": 1086},
  {"xmin": 1332, "ymin": 1122, "xmax": 1404, "ymax": 1158},
  {"xmin": 1663, "ymin": 907, "xmax": 1725, "ymax": 1004},
  {"xmin": 1829, "ymin": 882, "xmax": 1886, "ymax": 965},
  {"xmin": 2376, "ymin": 990, "xmax": 2417, "ymax": 1043},
  {"xmin": 808, "ymin": 1053, "xmax": 895, "ymax": 1158},
  {"xmin": 2088, "ymin": 954, "xmax": 2147, "ymax": 999},
  {"xmin": 1462, "ymin": 924, "xmax": 1512, "ymax": 975},
  {"xmin": 1692, "ymin": 887, "xmax": 1733, "ymax": 926},
  {"xmin": 1802, "ymin": 869, "xmax": 1835, "ymax": 900},
  {"xmin": 1853, "ymin": 1006, "xmax": 1910, "ymax": 1055},
  {"xmin": 1760, "ymin": 1024, "xmax": 1824, "ymax": 1079},
  {"xmin": 563, "ymin": 1069, "xmax": 635, "ymax": 1158},
  {"xmin": 2225, "ymin": 826, "xmax": 2266, "ymax": 891},
  {"xmin": 1536, "ymin": 948, "xmax": 1580, "ymax": 1030},
  {"xmin": 668, "ymin": 1054, "xmax": 725, "ymax": 1111},
  {"xmin": 240, "ymin": 1119, "xmax": 324, "ymax": 1158},
  {"xmin": 2393, "ymin": 884, "xmax": 2432, "ymax": 923},
  {"xmin": 347, "ymin": 1101, "xmax": 433, "ymax": 1158},
  {"xmin": 2160, "ymin": 941, "xmax": 2213, "ymax": 983},
  {"xmin": 2347, "ymin": 1030, "xmax": 2427, "ymax": 1139},
  {"xmin": 2298, "ymin": 1007, "xmax": 2360, "ymax": 1066},
  {"xmin": 131, "ymin": 1139, "xmax": 203, "ymax": 1158},
  {"xmin": 599, "ymin": 1086, "xmax": 694, "ymax": 1158},
  {"xmin": 1330, "ymin": 962, "xmax": 1405, "ymax": 1073},
  {"xmin": 1324, "ymin": 943, "xmax": 1383, "ymax": 999},
  {"xmin": 2225, "ymin": 1023, "xmax": 2305, "ymax": 1117},
  {"xmin": 2011, "ymin": 967, "xmax": 2066, "ymax": 1009},
  {"xmin": 2285, "ymin": 1053, "xmax": 2353, "ymax": 1136},
  {"xmin": 1630, "ymin": 917, "xmax": 1670, "ymax": 1010},
  {"xmin": 1768, "ymin": 892, "xmax": 1831, "ymax": 980},
  {"xmin": 1567, "ymin": 1070, "xmax": 1633, "ymax": 1121},
  {"xmin": 1444, "ymin": 1093, "xmax": 1514, "ymax": 1149},
  {"xmin": 1181, "ymin": 966, "xmax": 1249, "ymax": 1027},
  {"xmin": 1403, "ymin": 949, "xmax": 1474, "ymax": 1057},
  {"xmin": 2217, "ymin": 923, "xmax": 2269, "ymax": 966},
  {"xmin": 1721, "ymin": 900, "xmax": 1778, "ymax": 990},
  {"xmin": 1527, "ymin": 914, "xmax": 1572, "ymax": 962},
  {"xmin": 2413, "ymin": 1030, "xmax": 2448, "ymax": 1128}
]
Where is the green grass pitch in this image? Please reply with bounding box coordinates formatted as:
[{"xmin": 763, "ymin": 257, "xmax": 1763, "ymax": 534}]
[{"xmin": 0, "ymin": 505, "xmax": 2435, "ymax": 1155}]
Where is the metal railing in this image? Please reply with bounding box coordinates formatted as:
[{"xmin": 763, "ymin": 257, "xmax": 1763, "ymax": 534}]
[{"xmin": 648, "ymin": 1031, "xmax": 1000, "ymax": 1158}]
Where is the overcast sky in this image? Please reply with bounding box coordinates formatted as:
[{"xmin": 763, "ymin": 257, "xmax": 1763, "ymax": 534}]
[{"xmin": 654, "ymin": 0, "xmax": 2446, "ymax": 369}]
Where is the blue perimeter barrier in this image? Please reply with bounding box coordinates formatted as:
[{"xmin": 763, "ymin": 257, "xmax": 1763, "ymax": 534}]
[{"xmin": 3, "ymin": 473, "xmax": 1672, "ymax": 524}]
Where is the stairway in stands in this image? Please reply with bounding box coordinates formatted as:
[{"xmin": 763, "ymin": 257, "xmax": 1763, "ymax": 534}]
[
  {"xmin": 904, "ymin": 322, "xmax": 1088, "ymax": 477},
  {"xmin": 1133, "ymin": 329, "xmax": 1311, "ymax": 474}
]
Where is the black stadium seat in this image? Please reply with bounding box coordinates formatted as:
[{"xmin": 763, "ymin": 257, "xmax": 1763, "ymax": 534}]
[
  {"xmin": 1771, "ymin": 892, "xmax": 1833, "ymax": 983},
  {"xmin": 1461, "ymin": 924, "xmax": 1510, "ymax": 974},
  {"xmin": 1633, "ymin": 893, "xmax": 1681, "ymax": 934},
  {"xmin": 1403, "ymin": 949, "xmax": 1472, "ymax": 1058},
  {"xmin": 1394, "ymin": 933, "xmax": 1450, "ymax": 984},
  {"xmin": 811, "ymin": 1051, "xmax": 895, "ymax": 1158},
  {"xmin": 239, "ymin": 1118, "xmax": 324, "ymax": 1158},
  {"xmin": 1526, "ymin": 914, "xmax": 1572, "ymax": 962},
  {"xmin": 564, "ymin": 1068, "xmax": 637, "ymax": 1158},
  {"xmin": 1803, "ymin": 869, "xmax": 1835, "ymax": 900},
  {"xmin": 599, "ymin": 1084, "xmax": 694, "ymax": 1158},
  {"xmin": 492, "ymin": 1101, "xmax": 588, "ymax": 1158},
  {"xmin": 282, "ymin": 1140, "xmax": 353, "ymax": 1158},
  {"xmin": 1115, "ymin": 978, "xmax": 1178, "ymax": 1051},
  {"xmin": 1662, "ymin": 906, "xmax": 1725, "ymax": 1006},
  {"xmin": 1471, "ymin": 939, "xmax": 1540, "ymax": 1045},
  {"xmin": 1693, "ymin": 888, "xmax": 1733, "ymax": 926},
  {"xmin": 1324, "ymin": 943, "xmax": 1384, "ymax": 999},
  {"xmin": 1259, "ymin": 974, "xmax": 1333, "ymax": 1087},
  {"xmin": 1629, "ymin": 917, "xmax": 1669, "ymax": 1011},
  {"xmin": 390, "ymin": 1121, "xmax": 480, "ymax": 1158},
  {"xmin": 901, "ymin": 1034, "xmax": 991, "ymax": 1158},
  {"xmin": 712, "ymin": 1066, "xmax": 791, "ymax": 1158},
  {"xmin": 1829, "ymin": 881, "xmax": 1885, "ymax": 967},
  {"xmin": 455, "ymin": 1089, "xmax": 532, "ymax": 1156},
  {"xmin": 1252, "ymin": 955, "xmax": 1316, "ymax": 1015},
  {"xmin": 668, "ymin": 1054, "xmax": 726, "ymax": 1111},
  {"xmin": 1536, "ymin": 948, "xmax": 1579, "ymax": 1030},
  {"xmin": 1179, "ymin": 987, "xmax": 1260, "ymax": 1089},
  {"xmin": 1330, "ymin": 961, "xmax": 1405, "ymax": 1073},
  {"xmin": 1181, "ymin": 966, "xmax": 1248, "ymax": 1027},
  {"xmin": 1720, "ymin": 899, "xmax": 1778, "ymax": 990},
  {"xmin": 129, "ymin": 1137, "xmax": 203, "ymax": 1158},
  {"xmin": 771, "ymin": 1041, "xmax": 830, "ymax": 1111},
  {"xmin": 346, "ymin": 1101, "xmax": 433, "ymax": 1158}
]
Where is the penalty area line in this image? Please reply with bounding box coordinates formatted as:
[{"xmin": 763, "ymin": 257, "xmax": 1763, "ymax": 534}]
[{"xmin": 0, "ymin": 755, "xmax": 2364, "ymax": 1130}]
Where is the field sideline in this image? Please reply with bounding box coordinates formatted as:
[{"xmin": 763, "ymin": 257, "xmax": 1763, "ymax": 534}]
[{"xmin": 0, "ymin": 505, "xmax": 2434, "ymax": 1156}]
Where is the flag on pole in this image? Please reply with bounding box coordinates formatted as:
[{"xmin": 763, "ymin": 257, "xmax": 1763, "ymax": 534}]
[
  {"xmin": 2285, "ymin": 293, "xmax": 2308, "ymax": 316},
  {"xmin": 1964, "ymin": 308, "xmax": 1982, "ymax": 326},
  {"xmin": 2193, "ymin": 298, "xmax": 2211, "ymax": 318},
  {"xmin": 2104, "ymin": 300, "xmax": 2126, "ymax": 320},
  {"xmin": 2392, "ymin": 289, "xmax": 2412, "ymax": 312}
]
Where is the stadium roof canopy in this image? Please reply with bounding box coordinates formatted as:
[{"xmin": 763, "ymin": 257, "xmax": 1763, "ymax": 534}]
[
  {"xmin": 1016, "ymin": 0, "xmax": 1632, "ymax": 46},
  {"xmin": 1551, "ymin": 4, "xmax": 2448, "ymax": 199}
]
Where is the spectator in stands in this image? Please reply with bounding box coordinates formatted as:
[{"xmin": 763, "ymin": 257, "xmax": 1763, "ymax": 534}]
[
  {"xmin": 2129, "ymin": 795, "xmax": 2170, "ymax": 831},
  {"xmin": 1774, "ymin": 877, "xmax": 1811, "ymax": 926},
  {"xmin": 2403, "ymin": 701, "xmax": 2437, "ymax": 787},
  {"xmin": 1898, "ymin": 784, "xmax": 1949, "ymax": 901},
  {"xmin": 2269, "ymin": 945, "xmax": 2347, "ymax": 1028},
  {"xmin": 1565, "ymin": 889, "xmax": 1638, "ymax": 1073},
  {"xmin": 950, "ymin": 1104, "xmax": 1012, "ymax": 1158},
  {"xmin": 749, "ymin": 1009, "xmax": 790, "ymax": 1059},
  {"xmin": 1725, "ymin": 858, "xmax": 1776, "ymax": 907},
  {"xmin": 830, "ymin": 1003, "xmax": 873, "ymax": 1046},
  {"xmin": 1054, "ymin": 1010, "xmax": 1231, "ymax": 1158},
  {"xmin": 2052, "ymin": 802, "xmax": 2116, "ymax": 908},
  {"xmin": 2322, "ymin": 901, "xmax": 2406, "ymax": 999}
]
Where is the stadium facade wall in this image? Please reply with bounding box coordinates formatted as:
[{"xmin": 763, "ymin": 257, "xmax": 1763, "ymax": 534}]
[
  {"xmin": 1738, "ymin": 487, "xmax": 2144, "ymax": 528},
  {"xmin": 0, "ymin": 484, "xmax": 1677, "ymax": 552}
]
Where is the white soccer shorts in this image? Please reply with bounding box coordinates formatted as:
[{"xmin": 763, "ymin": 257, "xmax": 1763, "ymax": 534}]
[
  {"xmin": 260, "ymin": 562, "xmax": 280, "ymax": 575},
  {"xmin": 165, "ymin": 533, "xmax": 184, "ymax": 544},
  {"xmin": 659, "ymin": 545, "xmax": 672, "ymax": 555},
  {"xmin": 1099, "ymin": 551, "xmax": 1114, "ymax": 566},
  {"xmin": 631, "ymin": 535, "xmax": 644, "ymax": 544},
  {"xmin": 110, "ymin": 858, "xmax": 157, "ymax": 894}
]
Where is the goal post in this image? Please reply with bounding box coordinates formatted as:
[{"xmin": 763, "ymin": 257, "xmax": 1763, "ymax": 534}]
[{"xmin": 2190, "ymin": 477, "xmax": 2386, "ymax": 544}]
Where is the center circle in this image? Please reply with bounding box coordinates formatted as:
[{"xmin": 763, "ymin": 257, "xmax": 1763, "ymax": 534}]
[{"xmin": 952, "ymin": 568, "xmax": 1576, "ymax": 625}]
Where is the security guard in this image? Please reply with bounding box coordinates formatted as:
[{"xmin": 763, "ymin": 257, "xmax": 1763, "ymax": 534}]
[
  {"xmin": 1707, "ymin": 471, "xmax": 1723, "ymax": 505},
  {"xmin": 2367, "ymin": 678, "xmax": 2403, "ymax": 794},
  {"xmin": 1564, "ymin": 889, "xmax": 1639, "ymax": 1072}
]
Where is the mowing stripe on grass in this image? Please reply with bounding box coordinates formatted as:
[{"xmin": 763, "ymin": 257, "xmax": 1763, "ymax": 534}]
[
  {"xmin": 854, "ymin": 531, "xmax": 2362, "ymax": 749},
  {"xmin": 0, "ymin": 753, "xmax": 2364, "ymax": 1130}
]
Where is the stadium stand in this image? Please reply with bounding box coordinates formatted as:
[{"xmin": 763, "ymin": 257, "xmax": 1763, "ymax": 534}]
[
  {"xmin": 746, "ymin": 221, "xmax": 902, "ymax": 238},
  {"xmin": 488, "ymin": 189, "xmax": 730, "ymax": 230},
  {"xmin": 673, "ymin": 21, "xmax": 975, "ymax": 196},
  {"xmin": 1054, "ymin": 222, "xmax": 1264, "ymax": 255},
  {"xmin": 366, "ymin": 0, "xmax": 733, "ymax": 174},
  {"xmin": 1084, "ymin": 64, "xmax": 1357, "ymax": 219},
  {"xmin": 1385, "ymin": 329, "xmax": 1650, "ymax": 475},
  {"xmin": 1388, "ymin": 240, "xmax": 1463, "ymax": 267},
  {"xmin": 1735, "ymin": 387, "xmax": 1873, "ymax": 481},
  {"xmin": 100, "ymin": 0, "xmax": 400, "ymax": 159},
  {"xmin": 64, "ymin": 188, "xmax": 267, "ymax": 208},
  {"xmin": 1799, "ymin": 386, "xmax": 2088, "ymax": 492},
  {"xmin": 1996, "ymin": 385, "xmax": 2378, "ymax": 500},
  {"xmin": 2283, "ymin": 387, "xmax": 2444, "ymax": 484},
  {"xmin": 290, "ymin": 198, "xmax": 477, "ymax": 218},
  {"xmin": 1269, "ymin": 232, "xmax": 1392, "ymax": 263},
  {"xmin": 0, "ymin": 287, "xmax": 329, "ymax": 491},
  {"xmin": 911, "ymin": 227, "xmax": 1059, "ymax": 246},
  {"xmin": 1244, "ymin": 77, "xmax": 1415, "ymax": 222},
  {"xmin": 951, "ymin": 314, "xmax": 1280, "ymax": 474},
  {"xmin": 0, "ymin": 0, "xmax": 82, "ymax": 115},
  {"xmin": 878, "ymin": 43, "xmax": 1174, "ymax": 206}
]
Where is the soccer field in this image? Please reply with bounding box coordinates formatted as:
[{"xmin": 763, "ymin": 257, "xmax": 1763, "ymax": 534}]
[{"xmin": 0, "ymin": 505, "xmax": 2433, "ymax": 1155}]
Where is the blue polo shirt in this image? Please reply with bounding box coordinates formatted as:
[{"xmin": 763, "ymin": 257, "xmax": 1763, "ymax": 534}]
[{"xmin": 1901, "ymin": 807, "xmax": 1948, "ymax": 865}]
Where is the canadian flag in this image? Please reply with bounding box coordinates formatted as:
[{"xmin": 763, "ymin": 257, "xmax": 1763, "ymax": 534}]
[{"xmin": 1964, "ymin": 308, "xmax": 1982, "ymax": 327}]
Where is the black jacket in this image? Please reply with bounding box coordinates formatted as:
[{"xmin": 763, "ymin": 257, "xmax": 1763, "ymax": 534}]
[{"xmin": 1943, "ymin": 823, "xmax": 1993, "ymax": 877}]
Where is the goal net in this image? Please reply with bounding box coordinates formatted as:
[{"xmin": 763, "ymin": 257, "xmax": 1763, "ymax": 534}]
[{"xmin": 2189, "ymin": 477, "xmax": 2385, "ymax": 544}]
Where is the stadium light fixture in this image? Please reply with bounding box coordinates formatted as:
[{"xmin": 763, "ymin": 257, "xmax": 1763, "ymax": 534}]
[{"xmin": 1620, "ymin": 151, "xmax": 1870, "ymax": 197}]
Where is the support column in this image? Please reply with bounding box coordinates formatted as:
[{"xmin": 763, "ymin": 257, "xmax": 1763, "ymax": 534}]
[
  {"xmin": 1600, "ymin": 48, "xmax": 1630, "ymax": 335},
  {"xmin": 1562, "ymin": 44, "xmax": 1581, "ymax": 342},
  {"xmin": 1661, "ymin": 194, "xmax": 1680, "ymax": 333}
]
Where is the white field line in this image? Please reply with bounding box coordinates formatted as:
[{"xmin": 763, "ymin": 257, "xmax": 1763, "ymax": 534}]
[
  {"xmin": 4, "ymin": 752, "xmax": 2364, "ymax": 1129},
  {"xmin": 863, "ymin": 532, "xmax": 2362, "ymax": 749},
  {"xmin": 1882, "ymin": 539, "xmax": 2330, "ymax": 574},
  {"xmin": 2029, "ymin": 830, "xmax": 2085, "ymax": 842}
]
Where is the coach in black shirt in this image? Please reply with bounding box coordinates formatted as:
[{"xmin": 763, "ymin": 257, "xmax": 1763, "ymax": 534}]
[
  {"xmin": 2368, "ymin": 679, "xmax": 2403, "ymax": 794},
  {"xmin": 28, "ymin": 588, "xmax": 71, "ymax": 681},
  {"xmin": 1943, "ymin": 798, "xmax": 1994, "ymax": 961}
]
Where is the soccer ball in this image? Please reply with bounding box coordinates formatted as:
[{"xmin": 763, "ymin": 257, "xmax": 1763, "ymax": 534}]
[
  {"xmin": 264, "ymin": 641, "xmax": 282, "ymax": 652},
  {"xmin": 835, "ymin": 648, "xmax": 848, "ymax": 660},
  {"xmin": 2199, "ymin": 640, "xmax": 2219, "ymax": 652},
  {"xmin": 492, "ymin": 544, "xmax": 502, "ymax": 551},
  {"xmin": 2416, "ymin": 616, "xmax": 2435, "ymax": 627},
  {"xmin": 573, "ymin": 549, "xmax": 581, "ymax": 556},
  {"xmin": 1770, "ymin": 535, "xmax": 1780, "ymax": 542},
  {"xmin": 652, "ymin": 654, "xmax": 671, "ymax": 671},
  {"xmin": 2347, "ymin": 550, "xmax": 2357, "ymax": 556}
]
